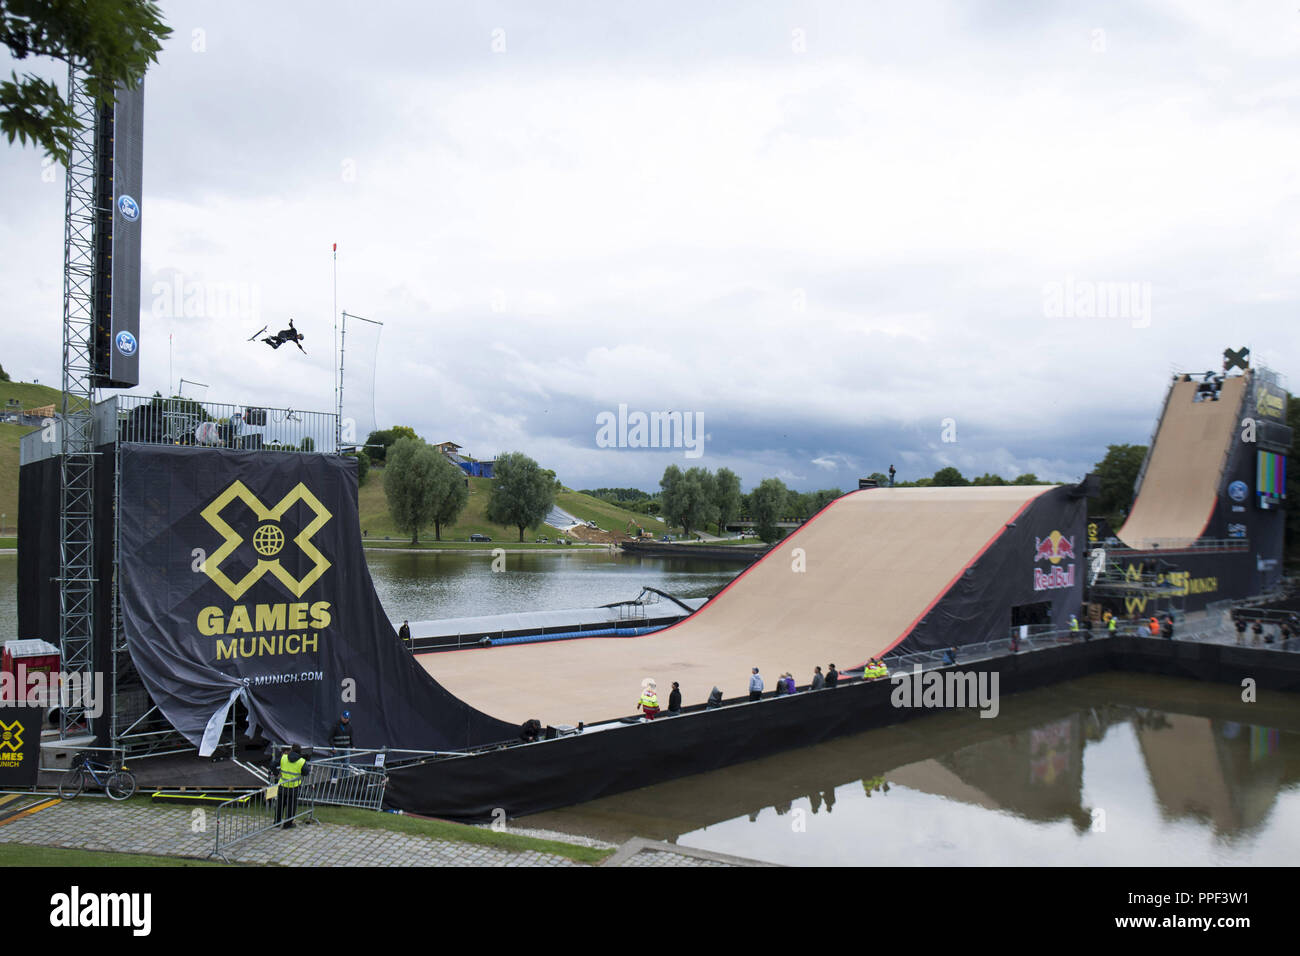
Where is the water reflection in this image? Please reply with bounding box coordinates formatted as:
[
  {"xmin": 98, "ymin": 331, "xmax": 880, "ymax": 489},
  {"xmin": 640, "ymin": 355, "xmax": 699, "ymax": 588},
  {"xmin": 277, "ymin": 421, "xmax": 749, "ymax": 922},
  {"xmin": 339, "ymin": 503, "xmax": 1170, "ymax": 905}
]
[
  {"xmin": 364, "ymin": 550, "xmax": 739, "ymax": 623},
  {"xmin": 524, "ymin": 674, "xmax": 1300, "ymax": 865},
  {"xmin": 0, "ymin": 551, "xmax": 741, "ymax": 641}
]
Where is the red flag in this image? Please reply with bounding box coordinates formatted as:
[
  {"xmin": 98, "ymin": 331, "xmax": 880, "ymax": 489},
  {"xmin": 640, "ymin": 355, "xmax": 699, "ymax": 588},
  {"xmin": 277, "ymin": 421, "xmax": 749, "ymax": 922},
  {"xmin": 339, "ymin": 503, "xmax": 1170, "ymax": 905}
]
[{"xmin": 332, "ymin": 243, "xmax": 337, "ymax": 252}]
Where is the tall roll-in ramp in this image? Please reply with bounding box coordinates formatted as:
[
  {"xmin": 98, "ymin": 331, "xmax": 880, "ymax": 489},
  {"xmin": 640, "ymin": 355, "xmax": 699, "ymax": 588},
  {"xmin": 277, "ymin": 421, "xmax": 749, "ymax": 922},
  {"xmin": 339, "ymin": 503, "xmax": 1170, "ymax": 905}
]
[{"xmin": 1117, "ymin": 375, "xmax": 1247, "ymax": 550}]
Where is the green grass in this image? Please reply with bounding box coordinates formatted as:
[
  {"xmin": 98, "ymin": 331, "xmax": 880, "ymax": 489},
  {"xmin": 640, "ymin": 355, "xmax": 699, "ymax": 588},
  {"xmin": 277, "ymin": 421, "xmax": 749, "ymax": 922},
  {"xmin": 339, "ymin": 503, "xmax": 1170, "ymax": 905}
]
[
  {"xmin": 0, "ymin": 843, "xmax": 230, "ymax": 867},
  {"xmin": 0, "ymin": 379, "xmax": 62, "ymax": 411},
  {"xmin": 358, "ymin": 474, "xmax": 564, "ymax": 543},
  {"xmin": 0, "ymin": 381, "xmax": 61, "ymax": 536},
  {"xmin": 312, "ymin": 805, "xmax": 614, "ymax": 864},
  {"xmin": 357, "ymin": 473, "xmax": 669, "ymax": 546},
  {"xmin": 555, "ymin": 490, "xmax": 667, "ymax": 535},
  {"xmin": 0, "ymin": 423, "xmax": 35, "ymax": 536}
]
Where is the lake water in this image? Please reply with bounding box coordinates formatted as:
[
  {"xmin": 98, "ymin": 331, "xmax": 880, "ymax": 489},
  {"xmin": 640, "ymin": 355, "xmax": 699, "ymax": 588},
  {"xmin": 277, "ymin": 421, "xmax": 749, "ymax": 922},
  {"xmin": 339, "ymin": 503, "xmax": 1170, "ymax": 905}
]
[
  {"xmin": 524, "ymin": 672, "xmax": 1300, "ymax": 866},
  {"xmin": 0, "ymin": 550, "xmax": 741, "ymax": 642}
]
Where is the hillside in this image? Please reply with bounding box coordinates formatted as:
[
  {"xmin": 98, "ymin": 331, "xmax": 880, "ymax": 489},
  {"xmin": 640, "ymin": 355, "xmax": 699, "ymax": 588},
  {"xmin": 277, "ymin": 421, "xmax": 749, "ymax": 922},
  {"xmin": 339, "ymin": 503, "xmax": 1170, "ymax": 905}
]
[
  {"xmin": 0, "ymin": 380, "xmax": 63, "ymax": 412},
  {"xmin": 555, "ymin": 490, "xmax": 667, "ymax": 536},
  {"xmin": 0, "ymin": 381, "xmax": 63, "ymax": 534},
  {"xmin": 356, "ymin": 472, "xmax": 668, "ymax": 545}
]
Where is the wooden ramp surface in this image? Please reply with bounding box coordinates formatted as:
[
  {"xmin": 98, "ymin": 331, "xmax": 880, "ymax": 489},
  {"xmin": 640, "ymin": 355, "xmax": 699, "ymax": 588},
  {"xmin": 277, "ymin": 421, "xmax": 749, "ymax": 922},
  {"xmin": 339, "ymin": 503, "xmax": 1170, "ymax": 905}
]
[
  {"xmin": 419, "ymin": 485, "xmax": 1052, "ymax": 726},
  {"xmin": 1118, "ymin": 375, "xmax": 1246, "ymax": 550}
]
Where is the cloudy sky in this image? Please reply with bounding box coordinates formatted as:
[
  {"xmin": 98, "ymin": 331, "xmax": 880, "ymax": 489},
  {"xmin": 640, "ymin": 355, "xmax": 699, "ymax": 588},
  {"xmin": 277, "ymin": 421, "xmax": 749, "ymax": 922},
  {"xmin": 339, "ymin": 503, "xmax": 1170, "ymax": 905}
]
[{"xmin": 2, "ymin": 0, "xmax": 1297, "ymax": 492}]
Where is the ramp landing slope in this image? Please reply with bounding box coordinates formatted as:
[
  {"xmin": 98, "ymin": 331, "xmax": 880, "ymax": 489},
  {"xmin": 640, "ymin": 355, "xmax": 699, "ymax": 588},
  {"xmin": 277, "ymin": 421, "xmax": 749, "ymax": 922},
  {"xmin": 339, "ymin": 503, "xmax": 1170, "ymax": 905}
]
[
  {"xmin": 1118, "ymin": 375, "xmax": 1247, "ymax": 550},
  {"xmin": 421, "ymin": 485, "xmax": 1056, "ymax": 726}
]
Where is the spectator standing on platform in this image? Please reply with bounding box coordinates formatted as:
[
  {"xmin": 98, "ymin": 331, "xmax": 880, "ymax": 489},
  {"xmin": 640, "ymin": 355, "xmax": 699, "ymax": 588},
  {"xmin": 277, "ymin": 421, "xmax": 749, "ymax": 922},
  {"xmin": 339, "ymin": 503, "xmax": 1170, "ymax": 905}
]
[
  {"xmin": 1162, "ymin": 615, "xmax": 1175, "ymax": 640},
  {"xmin": 668, "ymin": 681, "xmax": 682, "ymax": 713},
  {"xmin": 398, "ymin": 620, "xmax": 411, "ymax": 647},
  {"xmin": 1234, "ymin": 618, "xmax": 1247, "ymax": 644},
  {"xmin": 1252, "ymin": 620, "xmax": 1263, "ymax": 644},
  {"xmin": 707, "ymin": 687, "xmax": 724, "ymax": 709},
  {"xmin": 749, "ymin": 667, "xmax": 764, "ymax": 701},
  {"xmin": 826, "ymin": 664, "xmax": 839, "ymax": 687},
  {"xmin": 810, "ymin": 666, "xmax": 825, "ymax": 691}
]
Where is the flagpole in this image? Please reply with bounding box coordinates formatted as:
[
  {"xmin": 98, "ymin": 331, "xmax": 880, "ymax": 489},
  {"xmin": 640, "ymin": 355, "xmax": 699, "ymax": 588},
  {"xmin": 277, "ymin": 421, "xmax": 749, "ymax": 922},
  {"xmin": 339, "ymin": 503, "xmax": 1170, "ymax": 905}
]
[{"xmin": 332, "ymin": 242, "xmax": 339, "ymax": 451}]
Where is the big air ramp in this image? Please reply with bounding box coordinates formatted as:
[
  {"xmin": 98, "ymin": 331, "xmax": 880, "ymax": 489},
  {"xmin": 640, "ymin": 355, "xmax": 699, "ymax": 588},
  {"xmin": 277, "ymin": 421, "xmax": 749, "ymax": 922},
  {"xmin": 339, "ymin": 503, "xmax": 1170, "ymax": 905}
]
[{"xmin": 421, "ymin": 484, "xmax": 1086, "ymax": 726}]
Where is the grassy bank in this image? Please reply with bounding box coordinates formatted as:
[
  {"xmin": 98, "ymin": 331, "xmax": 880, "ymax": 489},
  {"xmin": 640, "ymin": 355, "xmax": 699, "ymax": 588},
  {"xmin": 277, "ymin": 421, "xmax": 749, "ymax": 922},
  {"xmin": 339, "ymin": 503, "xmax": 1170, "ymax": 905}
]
[
  {"xmin": 311, "ymin": 806, "xmax": 613, "ymax": 864},
  {"xmin": 357, "ymin": 473, "xmax": 664, "ymax": 545},
  {"xmin": 0, "ymin": 843, "xmax": 229, "ymax": 867},
  {"xmin": 362, "ymin": 540, "xmax": 606, "ymax": 551}
]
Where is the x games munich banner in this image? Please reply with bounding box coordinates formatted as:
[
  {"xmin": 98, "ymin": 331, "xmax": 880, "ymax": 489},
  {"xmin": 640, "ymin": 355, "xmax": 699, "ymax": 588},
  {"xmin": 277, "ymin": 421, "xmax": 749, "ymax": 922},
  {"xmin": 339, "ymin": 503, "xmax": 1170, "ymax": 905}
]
[{"xmin": 118, "ymin": 445, "xmax": 514, "ymax": 755}]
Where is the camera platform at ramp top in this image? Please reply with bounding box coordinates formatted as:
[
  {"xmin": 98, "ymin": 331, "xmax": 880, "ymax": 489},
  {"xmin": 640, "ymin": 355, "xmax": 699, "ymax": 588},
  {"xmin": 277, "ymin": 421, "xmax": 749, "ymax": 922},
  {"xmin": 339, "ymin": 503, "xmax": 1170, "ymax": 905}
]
[{"xmin": 419, "ymin": 483, "xmax": 1086, "ymax": 727}]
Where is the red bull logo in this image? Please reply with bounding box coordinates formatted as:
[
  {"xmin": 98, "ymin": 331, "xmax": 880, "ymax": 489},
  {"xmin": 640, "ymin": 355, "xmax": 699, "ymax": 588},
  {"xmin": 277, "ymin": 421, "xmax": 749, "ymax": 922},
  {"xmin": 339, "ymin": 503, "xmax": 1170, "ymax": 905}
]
[
  {"xmin": 1033, "ymin": 530, "xmax": 1076, "ymax": 591},
  {"xmin": 1034, "ymin": 530, "xmax": 1074, "ymax": 564}
]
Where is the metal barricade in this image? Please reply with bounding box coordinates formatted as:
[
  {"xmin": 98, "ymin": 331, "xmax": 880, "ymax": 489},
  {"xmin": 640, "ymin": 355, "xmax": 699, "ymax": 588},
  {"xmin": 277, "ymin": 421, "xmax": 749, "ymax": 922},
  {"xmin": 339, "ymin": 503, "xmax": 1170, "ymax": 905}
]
[
  {"xmin": 210, "ymin": 785, "xmax": 314, "ymax": 862},
  {"xmin": 301, "ymin": 751, "xmax": 388, "ymax": 810}
]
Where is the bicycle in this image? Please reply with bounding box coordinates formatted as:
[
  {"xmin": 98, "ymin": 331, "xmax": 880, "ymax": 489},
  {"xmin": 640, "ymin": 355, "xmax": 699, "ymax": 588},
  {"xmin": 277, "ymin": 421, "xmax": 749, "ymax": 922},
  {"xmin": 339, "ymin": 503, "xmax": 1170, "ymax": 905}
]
[{"xmin": 58, "ymin": 753, "xmax": 137, "ymax": 801}]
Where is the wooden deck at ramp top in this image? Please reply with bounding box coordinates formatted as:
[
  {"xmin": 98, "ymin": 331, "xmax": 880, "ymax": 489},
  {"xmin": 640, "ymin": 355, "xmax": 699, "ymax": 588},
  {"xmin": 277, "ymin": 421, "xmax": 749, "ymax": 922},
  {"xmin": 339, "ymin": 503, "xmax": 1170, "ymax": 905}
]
[
  {"xmin": 418, "ymin": 485, "xmax": 1052, "ymax": 727},
  {"xmin": 1118, "ymin": 375, "xmax": 1246, "ymax": 550}
]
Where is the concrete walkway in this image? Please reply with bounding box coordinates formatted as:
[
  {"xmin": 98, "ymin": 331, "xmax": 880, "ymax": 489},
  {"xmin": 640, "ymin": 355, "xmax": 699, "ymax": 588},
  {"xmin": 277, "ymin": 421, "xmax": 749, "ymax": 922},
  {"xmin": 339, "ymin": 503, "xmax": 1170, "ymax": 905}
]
[
  {"xmin": 0, "ymin": 800, "xmax": 586, "ymax": 866},
  {"xmin": 0, "ymin": 799, "xmax": 767, "ymax": 866}
]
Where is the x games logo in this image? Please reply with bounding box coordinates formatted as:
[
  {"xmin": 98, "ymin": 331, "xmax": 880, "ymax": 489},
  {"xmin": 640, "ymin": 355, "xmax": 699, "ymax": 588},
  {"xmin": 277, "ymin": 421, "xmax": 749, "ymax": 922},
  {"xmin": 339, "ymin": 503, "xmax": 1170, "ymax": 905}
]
[{"xmin": 200, "ymin": 481, "xmax": 332, "ymax": 599}]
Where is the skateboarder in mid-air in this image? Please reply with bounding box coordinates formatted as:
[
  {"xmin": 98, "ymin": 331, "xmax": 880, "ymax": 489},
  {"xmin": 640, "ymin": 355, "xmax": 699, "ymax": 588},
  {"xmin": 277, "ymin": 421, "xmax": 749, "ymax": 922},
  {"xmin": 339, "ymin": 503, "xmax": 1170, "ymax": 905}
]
[{"xmin": 252, "ymin": 319, "xmax": 306, "ymax": 354}]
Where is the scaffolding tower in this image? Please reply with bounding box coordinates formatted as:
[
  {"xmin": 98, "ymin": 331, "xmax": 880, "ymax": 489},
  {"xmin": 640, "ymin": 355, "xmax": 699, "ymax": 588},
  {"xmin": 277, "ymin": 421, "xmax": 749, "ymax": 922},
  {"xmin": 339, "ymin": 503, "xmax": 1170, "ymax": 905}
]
[{"xmin": 57, "ymin": 65, "xmax": 101, "ymax": 738}]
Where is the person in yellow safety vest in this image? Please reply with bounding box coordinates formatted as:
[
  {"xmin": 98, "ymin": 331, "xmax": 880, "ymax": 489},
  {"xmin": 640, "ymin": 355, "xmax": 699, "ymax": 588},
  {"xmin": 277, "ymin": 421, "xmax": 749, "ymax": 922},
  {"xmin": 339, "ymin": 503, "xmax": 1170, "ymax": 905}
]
[
  {"xmin": 874, "ymin": 659, "xmax": 889, "ymax": 679},
  {"xmin": 275, "ymin": 744, "xmax": 307, "ymax": 829},
  {"xmin": 1107, "ymin": 615, "xmax": 1117, "ymax": 635},
  {"xmin": 638, "ymin": 678, "xmax": 660, "ymax": 720},
  {"xmin": 1069, "ymin": 614, "xmax": 1079, "ymax": 636}
]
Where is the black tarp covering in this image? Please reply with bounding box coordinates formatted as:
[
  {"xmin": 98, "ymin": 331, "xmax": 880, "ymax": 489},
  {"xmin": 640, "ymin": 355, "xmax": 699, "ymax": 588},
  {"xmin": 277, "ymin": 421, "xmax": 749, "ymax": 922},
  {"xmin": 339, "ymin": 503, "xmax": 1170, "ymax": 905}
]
[
  {"xmin": 17, "ymin": 448, "xmax": 117, "ymax": 744},
  {"xmin": 891, "ymin": 485, "xmax": 1087, "ymax": 655},
  {"xmin": 385, "ymin": 637, "xmax": 1300, "ymax": 821},
  {"xmin": 116, "ymin": 444, "xmax": 514, "ymax": 753}
]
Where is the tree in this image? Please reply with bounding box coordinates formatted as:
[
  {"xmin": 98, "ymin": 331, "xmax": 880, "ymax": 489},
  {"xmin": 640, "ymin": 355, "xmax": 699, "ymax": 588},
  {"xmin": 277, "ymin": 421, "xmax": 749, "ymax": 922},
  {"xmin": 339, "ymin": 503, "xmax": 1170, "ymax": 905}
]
[
  {"xmin": 659, "ymin": 465, "xmax": 717, "ymax": 538},
  {"xmin": 713, "ymin": 467, "xmax": 742, "ymax": 534},
  {"xmin": 971, "ymin": 473, "xmax": 1007, "ymax": 486},
  {"xmin": 0, "ymin": 1, "xmax": 172, "ymax": 166},
  {"xmin": 810, "ymin": 488, "xmax": 843, "ymax": 512},
  {"xmin": 347, "ymin": 450, "xmax": 370, "ymax": 486},
  {"xmin": 383, "ymin": 437, "xmax": 442, "ymax": 545},
  {"xmin": 364, "ymin": 425, "xmax": 417, "ymax": 463},
  {"xmin": 1091, "ymin": 444, "xmax": 1147, "ymax": 522},
  {"xmin": 299, "ymin": 436, "xmax": 315, "ymax": 453},
  {"xmin": 487, "ymin": 451, "xmax": 556, "ymax": 542},
  {"xmin": 428, "ymin": 455, "xmax": 469, "ymax": 541},
  {"xmin": 931, "ymin": 466, "xmax": 969, "ymax": 487},
  {"xmin": 0, "ymin": 362, "xmax": 9, "ymax": 382},
  {"xmin": 865, "ymin": 472, "xmax": 890, "ymax": 487},
  {"xmin": 750, "ymin": 478, "xmax": 790, "ymax": 543},
  {"xmin": 785, "ymin": 491, "xmax": 813, "ymax": 520},
  {"xmin": 1012, "ymin": 473, "xmax": 1041, "ymax": 485}
]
